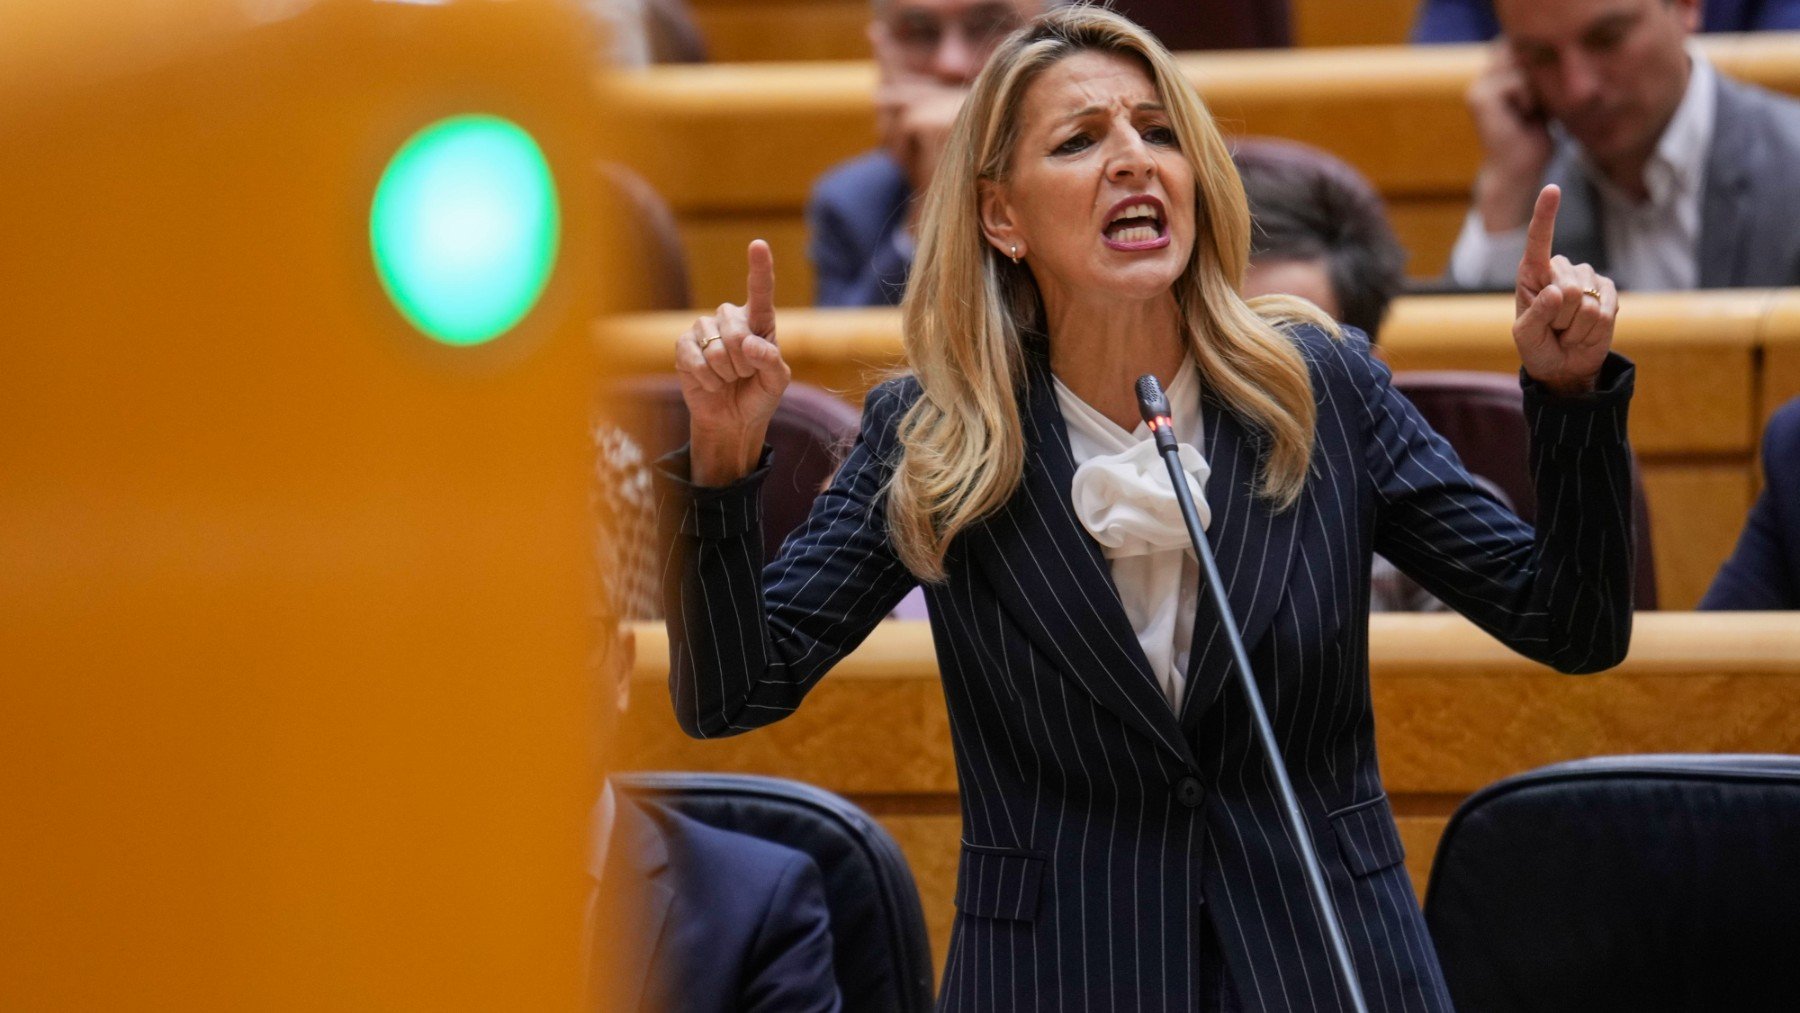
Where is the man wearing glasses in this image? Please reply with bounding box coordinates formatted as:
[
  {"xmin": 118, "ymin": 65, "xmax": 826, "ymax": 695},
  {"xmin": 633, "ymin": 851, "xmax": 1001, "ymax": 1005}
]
[{"xmin": 807, "ymin": 0, "xmax": 1058, "ymax": 306}]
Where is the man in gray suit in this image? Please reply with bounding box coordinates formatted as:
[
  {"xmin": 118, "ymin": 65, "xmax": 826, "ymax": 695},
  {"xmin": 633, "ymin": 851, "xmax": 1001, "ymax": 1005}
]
[{"xmin": 1450, "ymin": 0, "xmax": 1800, "ymax": 291}]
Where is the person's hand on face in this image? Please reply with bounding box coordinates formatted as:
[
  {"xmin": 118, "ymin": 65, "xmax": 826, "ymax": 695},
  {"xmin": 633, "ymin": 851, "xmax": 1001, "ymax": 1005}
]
[
  {"xmin": 1512, "ymin": 185, "xmax": 1617, "ymax": 397},
  {"xmin": 1467, "ymin": 43, "xmax": 1555, "ymax": 234},
  {"xmin": 673, "ymin": 240, "xmax": 790, "ymax": 486},
  {"xmin": 874, "ymin": 76, "xmax": 969, "ymax": 201},
  {"xmin": 871, "ymin": 2, "xmax": 1033, "ymax": 206}
]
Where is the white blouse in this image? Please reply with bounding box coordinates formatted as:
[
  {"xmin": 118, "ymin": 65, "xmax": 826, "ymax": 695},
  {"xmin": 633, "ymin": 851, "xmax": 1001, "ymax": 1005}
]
[{"xmin": 1053, "ymin": 362, "xmax": 1210, "ymax": 712}]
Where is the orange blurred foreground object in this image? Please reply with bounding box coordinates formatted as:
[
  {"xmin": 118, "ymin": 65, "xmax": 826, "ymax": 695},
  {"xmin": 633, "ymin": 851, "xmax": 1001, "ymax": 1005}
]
[{"xmin": 0, "ymin": 0, "xmax": 609, "ymax": 1007}]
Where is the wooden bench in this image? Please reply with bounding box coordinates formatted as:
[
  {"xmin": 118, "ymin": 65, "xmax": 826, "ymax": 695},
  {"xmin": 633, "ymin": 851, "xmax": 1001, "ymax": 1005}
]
[
  {"xmin": 620, "ymin": 613, "xmax": 1800, "ymax": 978},
  {"xmin": 596, "ymin": 288, "xmax": 1800, "ymax": 606},
  {"xmin": 600, "ymin": 33, "xmax": 1800, "ymax": 308},
  {"xmin": 689, "ymin": 0, "xmax": 1425, "ymax": 64}
]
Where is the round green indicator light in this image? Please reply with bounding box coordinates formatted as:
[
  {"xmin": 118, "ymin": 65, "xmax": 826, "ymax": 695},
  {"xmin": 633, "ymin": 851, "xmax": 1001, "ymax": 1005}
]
[{"xmin": 370, "ymin": 115, "xmax": 559, "ymax": 346}]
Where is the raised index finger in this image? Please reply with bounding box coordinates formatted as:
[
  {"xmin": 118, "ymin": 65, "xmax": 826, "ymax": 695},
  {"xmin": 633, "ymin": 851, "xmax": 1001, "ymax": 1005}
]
[
  {"xmin": 746, "ymin": 239, "xmax": 776, "ymax": 339},
  {"xmin": 1522, "ymin": 184, "xmax": 1562, "ymax": 276}
]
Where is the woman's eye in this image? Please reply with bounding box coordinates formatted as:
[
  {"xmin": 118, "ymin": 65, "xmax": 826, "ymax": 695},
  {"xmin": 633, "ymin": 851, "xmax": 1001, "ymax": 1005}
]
[
  {"xmin": 1143, "ymin": 126, "xmax": 1177, "ymax": 146},
  {"xmin": 1053, "ymin": 133, "xmax": 1092, "ymax": 155}
]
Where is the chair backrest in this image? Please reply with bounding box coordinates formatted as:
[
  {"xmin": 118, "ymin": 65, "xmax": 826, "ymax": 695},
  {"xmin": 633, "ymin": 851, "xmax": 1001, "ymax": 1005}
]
[
  {"xmin": 1424, "ymin": 755, "xmax": 1800, "ymax": 1012},
  {"xmin": 1392, "ymin": 370, "xmax": 1659, "ymax": 609},
  {"xmin": 598, "ymin": 165, "xmax": 692, "ymax": 314},
  {"xmin": 613, "ymin": 772, "xmax": 935, "ymax": 1013},
  {"xmin": 610, "ymin": 378, "xmax": 861, "ymax": 568}
]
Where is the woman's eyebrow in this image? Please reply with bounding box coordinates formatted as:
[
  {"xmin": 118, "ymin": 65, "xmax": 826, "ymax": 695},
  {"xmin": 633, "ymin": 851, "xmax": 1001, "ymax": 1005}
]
[{"xmin": 1056, "ymin": 101, "xmax": 1165, "ymax": 123}]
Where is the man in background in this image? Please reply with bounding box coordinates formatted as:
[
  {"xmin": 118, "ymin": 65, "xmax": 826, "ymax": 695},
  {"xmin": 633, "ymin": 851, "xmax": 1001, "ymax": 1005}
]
[
  {"xmin": 1448, "ymin": 0, "xmax": 1800, "ymax": 292},
  {"xmin": 1701, "ymin": 397, "xmax": 1800, "ymax": 609},
  {"xmin": 807, "ymin": 0, "xmax": 1053, "ymax": 306}
]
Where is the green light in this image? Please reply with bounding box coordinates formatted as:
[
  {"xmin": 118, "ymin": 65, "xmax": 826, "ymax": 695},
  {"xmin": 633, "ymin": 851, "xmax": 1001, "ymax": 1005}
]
[{"xmin": 370, "ymin": 115, "xmax": 560, "ymax": 346}]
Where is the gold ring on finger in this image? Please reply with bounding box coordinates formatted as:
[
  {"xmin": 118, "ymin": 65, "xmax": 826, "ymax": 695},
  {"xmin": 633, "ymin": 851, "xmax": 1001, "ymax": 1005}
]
[
  {"xmin": 699, "ymin": 332, "xmax": 722, "ymax": 350},
  {"xmin": 1581, "ymin": 287, "xmax": 1601, "ymax": 301}
]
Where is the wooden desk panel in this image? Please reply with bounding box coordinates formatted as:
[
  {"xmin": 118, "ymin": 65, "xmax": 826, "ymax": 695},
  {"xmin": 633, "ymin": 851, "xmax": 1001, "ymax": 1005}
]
[
  {"xmin": 602, "ymin": 36, "xmax": 1800, "ymax": 306},
  {"xmin": 599, "ymin": 290, "xmax": 1771, "ymax": 456},
  {"xmin": 622, "ymin": 614, "xmax": 1800, "ymax": 976},
  {"xmin": 690, "ymin": 0, "xmax": 1419, "ymax": 64}
]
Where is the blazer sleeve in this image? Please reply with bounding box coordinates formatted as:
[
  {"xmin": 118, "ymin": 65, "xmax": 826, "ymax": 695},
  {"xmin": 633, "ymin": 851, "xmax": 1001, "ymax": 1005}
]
[
  {"xmin": 1700, "ymin": 399, "xmax": 1800, "ymax": 609},
  {"xmin": 742, "ymin": 852, "xmax": 843, "ymax": 1013},
  {"xmin": 1409, "ymin": 0, "xmax": 1499, "ymax": 43},
  {"xmin": 1348, "ymin": 337, "xmax": 1637, "ymax": 673},
  {"xmin": 658, "ymin": 381, "xmax": 919, "ymax": 738}
]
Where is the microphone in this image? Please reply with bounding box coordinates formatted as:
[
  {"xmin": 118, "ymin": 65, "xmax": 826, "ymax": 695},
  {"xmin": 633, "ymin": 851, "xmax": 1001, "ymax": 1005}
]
[
  {"xmin": 1134, "ymin": 374, "xmax": 1179, "ymax": 454},
  {"xmin": 1133, "ymin": 374, "xmax": 1370, "ymax": 1013}
]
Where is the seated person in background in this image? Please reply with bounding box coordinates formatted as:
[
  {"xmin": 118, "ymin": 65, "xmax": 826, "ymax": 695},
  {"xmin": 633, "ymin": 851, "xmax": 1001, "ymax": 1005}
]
[
  {"xmin": 1232, "ymin": 138, "xmax": 1407, "ymax": 340},
  {"xmin": 1233, "ymin": 139, "xmax": 1467, "ymax": 611},
  {"xmin": 1412, "ymin": 0, "xmax": 1800, "ymax": 44},
  {"xmin": 1449, "ymin": 0, "xmax": 1800, "ymax": 292},
  {"xmin": 807, "ymin": 0, "xmax": 1057, "ymax": 306},
  {"xmin": 1701, "ymin": 396, "xmax": 1800, "ymax": 609},
  {"xmin": 587, "ymin": 426, "xmax": 840, "ymax": 1012}
]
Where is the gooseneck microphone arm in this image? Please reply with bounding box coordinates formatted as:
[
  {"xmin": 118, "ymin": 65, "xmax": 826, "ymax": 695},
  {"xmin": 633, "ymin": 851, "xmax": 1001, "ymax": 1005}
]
[{"xmin": 1134, "ymin": 374, "xmax": 1370, "ymax": 1013}]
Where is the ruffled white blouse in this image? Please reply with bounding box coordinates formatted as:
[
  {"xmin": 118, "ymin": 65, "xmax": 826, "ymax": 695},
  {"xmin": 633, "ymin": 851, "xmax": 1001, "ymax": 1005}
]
[{"xmin": 1053, "ymin": 362, "xmax": 1210, "ymax": 712}]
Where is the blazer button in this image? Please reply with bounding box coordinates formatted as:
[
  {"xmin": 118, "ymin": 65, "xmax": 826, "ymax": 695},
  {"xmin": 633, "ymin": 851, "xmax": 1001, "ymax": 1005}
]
[{"xmin": 1175, "ymin": 776, "xmax": 1205, "ymax": 808}]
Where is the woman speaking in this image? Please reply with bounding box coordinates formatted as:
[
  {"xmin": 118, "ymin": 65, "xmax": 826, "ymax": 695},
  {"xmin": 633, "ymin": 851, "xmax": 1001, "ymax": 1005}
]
[{"xmin": 661, "ymin": 7, "xmax": 1632, "ymax": 1011}]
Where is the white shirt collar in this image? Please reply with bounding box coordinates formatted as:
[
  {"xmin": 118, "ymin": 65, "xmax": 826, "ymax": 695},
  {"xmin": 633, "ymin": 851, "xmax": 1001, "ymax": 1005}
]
[
  {"xmin": 1052, "ymin": 358, "xmax": 1201, "ymax": 454},
  {"xmin": 1579, "ymin": 44, "xmax": 1716, "ymax": 209}
]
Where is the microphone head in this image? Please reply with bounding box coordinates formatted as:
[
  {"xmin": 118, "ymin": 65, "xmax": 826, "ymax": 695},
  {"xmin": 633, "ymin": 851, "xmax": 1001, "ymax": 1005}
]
[{"xmin": 1135, "ymin": 373, "xmax": 1170, "ymax": 424}]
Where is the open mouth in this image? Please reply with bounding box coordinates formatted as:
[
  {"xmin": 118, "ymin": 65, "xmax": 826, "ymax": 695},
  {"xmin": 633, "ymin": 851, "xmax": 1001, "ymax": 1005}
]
[{"xmin": 1102, "ymin": 196, "xmax": 1168, "ymax": 250}]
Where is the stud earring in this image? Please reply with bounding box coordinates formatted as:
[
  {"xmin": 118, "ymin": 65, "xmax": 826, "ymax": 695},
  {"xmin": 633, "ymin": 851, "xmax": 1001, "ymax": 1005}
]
[{"xmin": 1009, "ymin": 244, "xmax": 1021, "ymax": 264}]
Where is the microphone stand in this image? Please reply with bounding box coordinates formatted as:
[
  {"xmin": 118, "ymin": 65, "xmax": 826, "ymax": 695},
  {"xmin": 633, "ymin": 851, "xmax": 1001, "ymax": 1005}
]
[{"xmin": 1136, "ymin": 375, "xmax": 1369, "ymax": 1013}]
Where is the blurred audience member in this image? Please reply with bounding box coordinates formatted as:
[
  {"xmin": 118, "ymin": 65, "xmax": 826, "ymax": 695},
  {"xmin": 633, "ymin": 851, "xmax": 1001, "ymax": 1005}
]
[
  {"xmin": 1111, "ymin": 0, "xmax": 1292, "ymax": 50},
  {"xmin": 1449, "ymin": 0, "xmax": 1800, "ymax": 292},
  {"xmin": 585, "ymin": 0, "xmax": 706, "ymax": 66},
  {"xmin": 1413, "ymin": 0, "xmax": 1800, "ymax": 44},
  {"xmin": 1701, "ymin": 396, "xmax": 1800, "ymax": 609},
  {"xmin": 808, "ymin": 0, "xmax": 1057, "ymax": 306},
  {"xmin": 1231, "ymin": 139, "xmax": 1454, "ymax": 612},
  {"xmin": 1234, "ymin": 138, "xmax": 1407, "ymax": 340},
  {"xmin": 586, "ymin": 426, "xmax": 840, "ymax": 1012}
]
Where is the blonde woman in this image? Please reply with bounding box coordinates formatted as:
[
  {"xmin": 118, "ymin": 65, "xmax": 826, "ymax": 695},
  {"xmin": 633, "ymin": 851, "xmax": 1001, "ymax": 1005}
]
[{"xmin": 662, "ymin": 7, "xmax": 1632, "ymax": 1010}]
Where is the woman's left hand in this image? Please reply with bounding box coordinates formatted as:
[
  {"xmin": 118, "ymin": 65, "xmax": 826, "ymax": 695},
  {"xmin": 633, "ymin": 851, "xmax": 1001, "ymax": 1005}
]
[{"xmin": 1512, "ymin": 184, "xmax": 1617, "ymax": 397}]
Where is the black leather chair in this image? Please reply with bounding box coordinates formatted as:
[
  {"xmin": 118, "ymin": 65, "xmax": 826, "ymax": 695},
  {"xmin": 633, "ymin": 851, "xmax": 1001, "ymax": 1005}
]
[
  {"xmin": 1424, "ymin": 755, "xmax": 1800, "ymax": 1011},
  {"xmin": 613, "ymin": 772, "xmax": 935, "ymax": 1012}
]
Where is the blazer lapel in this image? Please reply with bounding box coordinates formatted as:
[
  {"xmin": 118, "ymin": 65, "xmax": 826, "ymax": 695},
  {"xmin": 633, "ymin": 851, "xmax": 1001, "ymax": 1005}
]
[
  {"xmin": 594, "ymin": 798, "xmax": 675, "ymax": 1013},
  {"xmin": 968, "ymin": 359, "xmax": 1195, "ymax": 767},
  {"xmin": 1698, "ymin": 79, "xmax": 1755, "ymax": 288},
  {"xmin": 1178, "ymin": 389, "xmax": 1303, "ymax": 728}
]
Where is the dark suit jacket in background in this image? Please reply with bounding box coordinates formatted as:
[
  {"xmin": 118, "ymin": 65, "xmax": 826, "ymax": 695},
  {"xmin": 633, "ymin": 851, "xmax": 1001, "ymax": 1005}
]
[
  {"xmin": 1526, "ymin": 74, "xmax": 1800, "ymax": 289},
  {"xmin": 662, "ymin": 325, "xmax": 1636, "ymax": 1012},
  {"xmin": 805, "ymin": 150, "xmax": 913, "ymax": 307},
  {"xmin": 592, "ymin": 796, "xmax": 841, "ymax": 1013},
  {"xmin": 1411, "ymin": 0, "xmax": 1800, "ymax": 43},
  {"xmin": 1110, "ymin": 0, "xmax": 1290, "ymax": 50},
  {"xmin": 1702, "ymin": 396, "xmax": 1800, "ymax": 608}
]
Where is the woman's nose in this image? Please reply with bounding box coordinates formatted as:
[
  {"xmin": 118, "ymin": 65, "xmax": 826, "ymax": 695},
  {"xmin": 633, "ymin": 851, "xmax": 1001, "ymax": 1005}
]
[{"xmin": 1107, "ymin": 131, "xmax": 1156, "ymax": 180}]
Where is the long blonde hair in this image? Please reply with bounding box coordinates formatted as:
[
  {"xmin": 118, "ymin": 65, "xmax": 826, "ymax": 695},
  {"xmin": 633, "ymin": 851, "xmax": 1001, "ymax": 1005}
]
[{"xmin": 887, "ymin": 4, "xmax": 1335, "ymax": 582}]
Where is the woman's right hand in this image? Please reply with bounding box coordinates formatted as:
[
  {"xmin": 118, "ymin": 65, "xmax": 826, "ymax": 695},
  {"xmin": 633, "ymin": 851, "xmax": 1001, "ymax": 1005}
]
[{"xmin": 675, "ymin": 239, "xmax": 791, "ymax": 486}]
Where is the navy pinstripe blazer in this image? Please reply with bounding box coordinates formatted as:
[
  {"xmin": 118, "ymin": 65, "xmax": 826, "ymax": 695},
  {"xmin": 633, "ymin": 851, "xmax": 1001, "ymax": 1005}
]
[{"xmin": 661, "ymin": 326, "xmax": 1636, "ymax": 1012}]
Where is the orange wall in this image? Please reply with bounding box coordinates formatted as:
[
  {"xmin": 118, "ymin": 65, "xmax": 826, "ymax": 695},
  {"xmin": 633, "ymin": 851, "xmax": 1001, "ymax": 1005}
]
[{"xmin": 0, "ymin": 1, "xmax": 608, "ymax": 1007}]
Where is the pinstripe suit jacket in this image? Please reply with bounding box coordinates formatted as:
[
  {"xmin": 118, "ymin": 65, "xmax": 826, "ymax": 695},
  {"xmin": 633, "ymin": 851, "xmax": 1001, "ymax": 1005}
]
[{"xmin": 662, "ymin": 326, "xmax": 1636, "ymax": 1012}]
